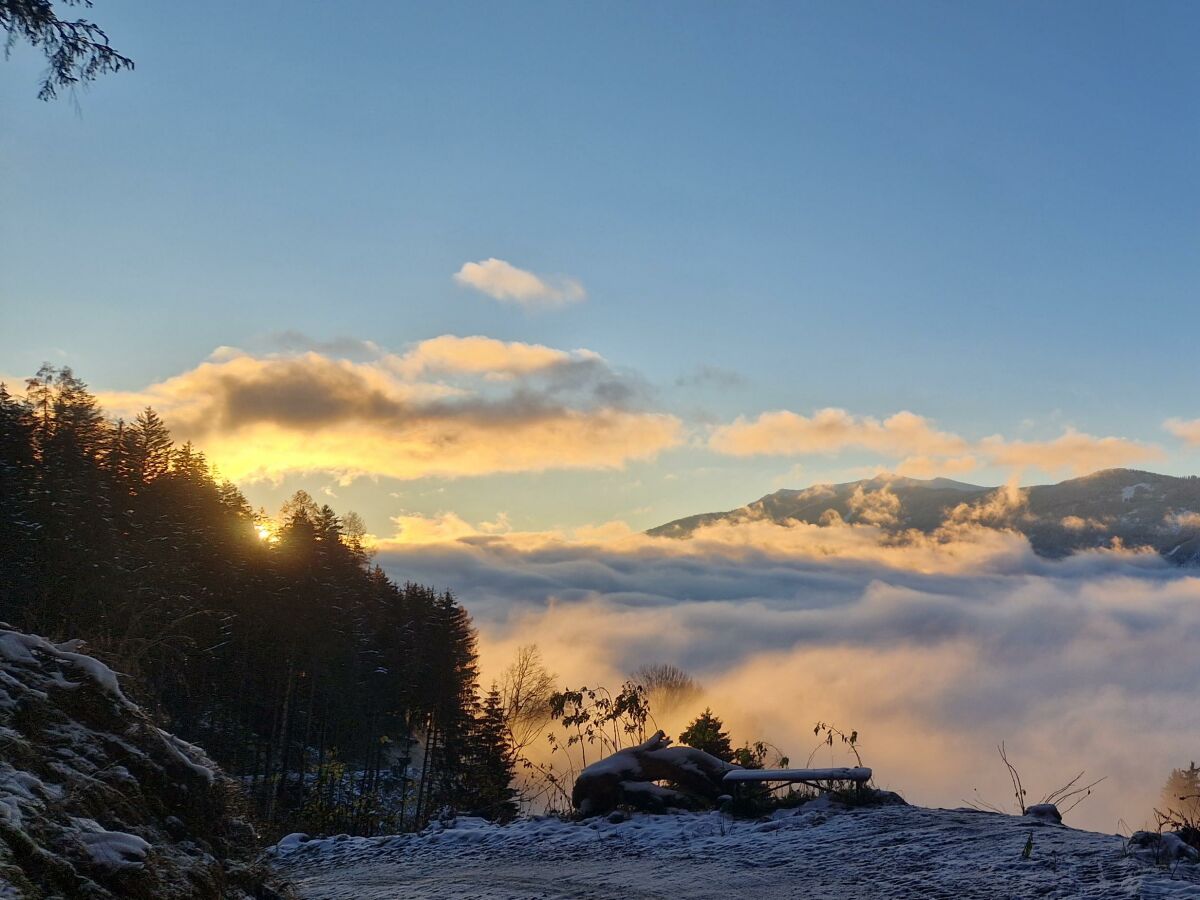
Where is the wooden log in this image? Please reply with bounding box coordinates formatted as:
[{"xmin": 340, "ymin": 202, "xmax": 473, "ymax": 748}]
[{"xmin": 722, "ymin": 766, "xmax": 872, "ymax": 784}]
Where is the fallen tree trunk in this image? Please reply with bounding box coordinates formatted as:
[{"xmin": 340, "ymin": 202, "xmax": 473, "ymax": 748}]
[{"xmin": 571, "ymin": 731, "xmax": 738, "ymax": 815}]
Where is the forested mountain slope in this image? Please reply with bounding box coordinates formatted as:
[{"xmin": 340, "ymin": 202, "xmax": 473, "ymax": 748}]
[
  {"xmin": 650, "ymin": 469, "xmax": 1200, "ymax": 561},
  {"xmin": 0, "ymin": 366, "xmax": 514, "ymax": 838}
]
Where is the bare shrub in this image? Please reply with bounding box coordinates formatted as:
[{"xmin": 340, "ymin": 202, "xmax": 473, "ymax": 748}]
[
  {"xmin": 629, "ymin": 663, "xmax": 701, "ymax": 721},
  {"xmin": 967, "ymin": 742, "xmax": 1105, "ymax": 818}
]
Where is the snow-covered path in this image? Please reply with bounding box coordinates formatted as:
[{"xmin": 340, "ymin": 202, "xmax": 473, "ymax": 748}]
[{"xmin": 272, "ymin": 804, "xmax": 1200, "ymax": 899}]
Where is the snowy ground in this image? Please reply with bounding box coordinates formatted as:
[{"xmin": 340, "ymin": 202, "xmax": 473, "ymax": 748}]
[{"xmin": 271, "ymin": 802, "xmax": 1200, "ymax": 899}]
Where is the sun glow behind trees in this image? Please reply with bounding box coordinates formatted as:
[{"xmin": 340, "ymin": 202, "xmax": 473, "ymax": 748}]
[{"xmin": 0, "ymin": 365, "xmax": 516, "ymax": 835}]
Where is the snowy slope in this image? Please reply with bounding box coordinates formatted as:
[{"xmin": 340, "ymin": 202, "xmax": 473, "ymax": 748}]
[
  {"xmin": 271, "ymin": 802, "xmax": 1200, "ymax": 899},
  {"xmin": 0, "ymin": 627, "xmax": 283, "ymax": 899}
]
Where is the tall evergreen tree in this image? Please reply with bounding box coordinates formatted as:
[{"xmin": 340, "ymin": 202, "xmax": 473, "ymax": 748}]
[{"xmin": 461, "ymin": 685, "xmax": 518, "ymax": 822}]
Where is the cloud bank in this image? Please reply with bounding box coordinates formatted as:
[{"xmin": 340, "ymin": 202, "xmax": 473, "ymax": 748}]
[
  {"xmin": 98, "ymin": 337, "xmax": 681, "ymax": 483},
  {"xmin": 454, "ymin": 258, "xmax": 586, "ymax": 308},
  {"xmin": 86, "ymin": 334, "xmax": 1181, "ymax": 488},
  {"xmin": 374, "ymin": 511, "xmax": 1199, "ymax": 833}
]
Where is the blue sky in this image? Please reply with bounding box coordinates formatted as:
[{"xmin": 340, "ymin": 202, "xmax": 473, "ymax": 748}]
[{"xmin": 2, "ymin": 1, "xmax": 1199, "ymax": 534}]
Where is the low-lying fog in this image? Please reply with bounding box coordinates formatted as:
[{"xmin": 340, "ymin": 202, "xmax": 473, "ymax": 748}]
[{"xmin": 378, "ymin": 507, "xmax": 1200, "ymax": 833}]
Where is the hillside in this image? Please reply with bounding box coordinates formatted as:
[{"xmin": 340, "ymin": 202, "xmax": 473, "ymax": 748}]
[
  {"xmin": 649, "ymin": 468, "xmax": 1200, "ymax": 561},
  {"xmin": 271, "ymin": 803, "xmax": 1200, "ymax": 899},
  {"xmin": 0, "ymin": 626, "xmax": 285, "ymax": 899}
]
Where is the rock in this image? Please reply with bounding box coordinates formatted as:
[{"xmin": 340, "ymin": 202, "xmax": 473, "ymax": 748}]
[
  {"xmin": 1129, "ymin": 831, "xmax": 1200, "ymax": 863},
  {"xmin": 1024, "ymin": 804, "xmax": 1062, "ymax": 824},
  {"xmin": 864, "ymin": 789, "xmax": 908, "ymax": 807}
]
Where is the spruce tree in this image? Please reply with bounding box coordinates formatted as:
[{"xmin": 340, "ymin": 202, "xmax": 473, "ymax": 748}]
[
  {"xmin": 679, "ymin": 708, "xmax": 734, "ymax": 761},
  {"xmin": 462, "ymin": 686, "xmax": 518, "ymax": 822}
]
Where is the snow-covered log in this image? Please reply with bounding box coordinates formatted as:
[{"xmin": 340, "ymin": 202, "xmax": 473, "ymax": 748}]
[
  {"xmin": 571, "ymin": 731, "xmax": 738, "ymax": 815},
  {"xmin": 723, "ymin": 767, "xmax": 872, "ymax": 784}
]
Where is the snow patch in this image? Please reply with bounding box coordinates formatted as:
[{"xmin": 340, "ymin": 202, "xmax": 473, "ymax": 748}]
[
  {"xmin": 0, "ymin": 630, "xmax": 129, "ymax": 705},
  {"xmin": 77, "ymin": 827, "xmax": 151, "ymax": 871},
  {"xmin": 1122, "ymin": 483, "xmax": 1153, "ymax": 502},
  {"xmin": 157, "ymin": 729, "xmax": 216, "ymax": 785}
]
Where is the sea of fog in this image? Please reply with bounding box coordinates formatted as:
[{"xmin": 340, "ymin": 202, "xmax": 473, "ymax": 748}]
[{"xmin": 378, "ymin": 516, "xmax": 1200, "ymax": 833}]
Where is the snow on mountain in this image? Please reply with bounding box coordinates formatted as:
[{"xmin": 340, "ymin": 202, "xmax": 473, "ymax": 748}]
[
  {"xmin": 270, "ymin": 803, "xmax": 1200, "ymax": 899},
  {"xmin": 649, "ymin": 469, "xmax": 1200, "ymax": 562},
  {"xmin": 0, "ymin": 626, "xmax": 284, "ymax": 899}
]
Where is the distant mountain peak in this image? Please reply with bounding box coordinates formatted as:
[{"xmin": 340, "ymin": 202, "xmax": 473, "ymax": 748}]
[{"xmin": 648, "ymin": 468, "xmax": 1200, "ymax": 563}]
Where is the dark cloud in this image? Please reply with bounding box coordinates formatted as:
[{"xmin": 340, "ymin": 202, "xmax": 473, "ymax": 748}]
[
  {"xmin": 264, "ymin": 330, "xmax": 382, "ymax": 359},
  {"xmin": 173, "ymin": 352, "xmax": 661, "ymax": 435},
  {"xmin": 674, "ymin": 365, "xmax": 747, "ymax": 390},
  {"xmin": 212, "ymin": 358, "xmax": 407, "ymax": 430}
]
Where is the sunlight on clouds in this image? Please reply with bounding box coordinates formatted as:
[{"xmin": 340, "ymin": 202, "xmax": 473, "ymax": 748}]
[
  {"xmin": 711, "ymin": 408, "xmax": 1161, "ymax": 478},
  {"xmin": 710, "ymin": 408, "xmax": 969, "ymax": 458},
  {"xmin": 371, "ymin": 491, "xmax": 1133, "ymax": 576},
  {"xmin": 147, "ymin": 408, "xmax": 682, "ymax": 484},
  {"xmin": 453, "ymin": 258, "xmax": 585, "ymax": 308},
  {"xmin": 97, "ymin": 342, "xmax": 682, "ymax": 484},
  {"xmin": 386, "ymin": 335, "xmax": 600, "ymax": 380},
  {"xmin": 1165, "ymin": 417, "xmax": 1200, "ymax": 445},
  {"xmin": 82, "ymin": 344, "xmax": 1177, "ymax": 490},
  {"xmin": 980, "ymin": 429, "xmax": 1163, "ymax": 475}
]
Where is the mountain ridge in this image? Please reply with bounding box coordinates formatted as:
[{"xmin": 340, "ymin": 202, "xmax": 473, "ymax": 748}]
[{"xmin": 648, "ymin": 468, "xmax": 1200, "ymax": 562}]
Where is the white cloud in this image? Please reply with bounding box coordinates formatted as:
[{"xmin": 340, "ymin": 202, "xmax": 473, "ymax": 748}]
[{"xmin": 454, "ymin": 258, "xmax": 585, "ymax": 308}]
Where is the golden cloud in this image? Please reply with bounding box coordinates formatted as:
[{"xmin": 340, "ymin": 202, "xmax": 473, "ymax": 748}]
[
  {"xmin": 1164, "ymin": 417, "xmax": 1200, "ymax": 445},
  {"xmin": 980, "ymin": 429, "xmax": 1163, "ymax": 475},
  {"xmin": 98, "ymin": 342, "xmax": 682, "ymax": 484},
  {"xmin": 386, "ymin": 335, "xmax": 600, "ymax": 380},
  {"xmin": 710, "ymin": 408, "xmax": 1161, "ymax": 477},
  {"xmin": 710, "ymin": 408, "xmax": 970, "ymax": 458}
]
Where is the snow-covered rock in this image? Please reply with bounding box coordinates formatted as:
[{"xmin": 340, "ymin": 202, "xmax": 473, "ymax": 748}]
[
  {"xmin": 0, "ymin": 626, "xmax": 284, "ymax": 898},
  {"xmin": 1024, "ymin": 803, "xmax": 1063, "ymax": 824},
  {"xmin": 1129, "ymin": 830, "xmax": 1200, "ymax": 864}
]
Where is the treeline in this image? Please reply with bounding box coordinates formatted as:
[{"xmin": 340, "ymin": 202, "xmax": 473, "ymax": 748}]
[{"xmin": 0, "ymin": 366, "xmax": 515, "ymax": 835}]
